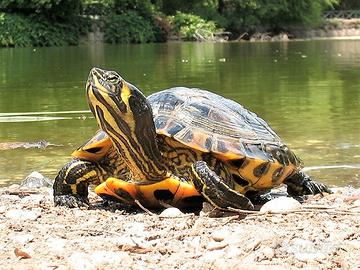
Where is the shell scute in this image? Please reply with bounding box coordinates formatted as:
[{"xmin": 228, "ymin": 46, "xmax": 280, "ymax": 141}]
[{"xmin": 149, "ymin": 87, "xmax": 295, "ymax": 165}]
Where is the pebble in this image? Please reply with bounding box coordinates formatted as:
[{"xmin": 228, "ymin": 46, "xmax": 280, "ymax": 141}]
[
  {"xmin": 21, "ymin": 171, "xmax": 53, "ymax": 188},
  {"xmin": 46, "ymin": 237, "xmax": 67, "ymax": 255},
  {"xmin": 21, "ymin": 194, "xmax": 45, "ymax": 205},
  {"xmin": 206, "ymin": 241, "xmax": 228, "ymax": 251},
  {"xmin": 260, "ymin": 197, "xmax": 301, "ymax": 213},
  {"xmin": 5, "ymin": 209, "xmax": 41, "ymax": 221},
  {"xmin": 13, "ymin": 234, "xmax": 34, "ymax": 245},
  {"xmin": 211, "ymin": 229, "xmax": 228, "ymax": 242},
  {"xmin": 260, "ymin": 246, "xmax": 275, "ymax": 260},
  {"xmin": 286, "ymin": 238, "xmax": 327, "ymax": 262},
  {"xmin": 159, "ymin": 207, "xmax": 184, "ymax": 217}
]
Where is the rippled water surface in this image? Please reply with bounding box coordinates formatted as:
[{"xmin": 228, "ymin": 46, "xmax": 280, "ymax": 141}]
[{"xmin": 0, "ymin": 41, "xmax": 359, "ymax": 187}]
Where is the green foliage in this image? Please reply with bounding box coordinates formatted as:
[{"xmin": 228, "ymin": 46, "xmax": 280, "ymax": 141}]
[
  {"xmin": 335, "ymin": 0, "xmax": 360, "ymax": 9},
  {"xmin": 168, "ymin": 12, "xmax": 219, "ymax": 40},
  {"xmin": 104, "ymin": 12, "xmax": 156, "ymax": 43},
  {"xmin": 0, "ymin": 12, "xmax": 88, "ymax": 47},
  {"xmin": 218, "ymin": 0, "xmax": 340, "ymax": 33},
  {"xmin": 0, "ymin": 0, "xmax": 82, "ymax": 18},
  {"xmin": 82, "ymin": 0, "xmax": 113, "ymax": 15}
]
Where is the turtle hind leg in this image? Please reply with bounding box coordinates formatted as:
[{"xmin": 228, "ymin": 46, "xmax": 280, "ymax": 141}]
[
  {"xmin": 190, "ymin": 161, "xmax": 254, "ymax": 210},
  {"xmin": 284, "ymin": 171, "xmax": 332, "ymax": 196}
]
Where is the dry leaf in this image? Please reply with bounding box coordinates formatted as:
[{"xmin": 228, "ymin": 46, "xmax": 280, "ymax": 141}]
[{"xmin": 14, "ymin": 247, "xmax": 31, "ymax": 259}]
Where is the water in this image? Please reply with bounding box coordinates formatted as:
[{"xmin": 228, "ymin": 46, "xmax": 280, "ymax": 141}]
[{"xmin": 0, "ymin": 41, "xmax": 359, "ymax": 187}]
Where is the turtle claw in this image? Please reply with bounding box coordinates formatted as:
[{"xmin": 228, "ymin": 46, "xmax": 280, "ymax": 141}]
[
  {"xmin": 54, "ymin": 195, "xmax": 89, "ymax": 208},
  {"xmin": 285, "ymin": 171, "xmax": 332, "ymax": 196}
]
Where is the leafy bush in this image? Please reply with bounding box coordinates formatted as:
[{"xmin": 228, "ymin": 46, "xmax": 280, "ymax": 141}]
[
  {"xmin": 82, "ymin": 0, "xmax": 113, "ymax": 16},
  {"xmin": 104, "ymin": 11, "xmax": 156, "ymax": 43},
  {"xmin": 0, "ymin": 0, "xmax": 82, "ymax": 18},
  {"xmin": 0, "ymin": 12, "xmax": 89, "ymax": 47},
  {"xmin": 168, "ymin": 12, "xmax": 219, "ymax": 40},
  {"xmin": 219, "ymin": 0, "xmax": 339, "ymax": 33}
]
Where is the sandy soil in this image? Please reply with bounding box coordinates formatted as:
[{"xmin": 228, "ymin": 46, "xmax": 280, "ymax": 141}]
[{"xmin": 0, "ymin": 185, "xmax": 359, "ymax": 270}]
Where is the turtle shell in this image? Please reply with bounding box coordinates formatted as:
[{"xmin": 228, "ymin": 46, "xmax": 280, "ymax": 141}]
[{"xmin": 148, "ymin": 87, "xmax": 301, "ymax": 167}]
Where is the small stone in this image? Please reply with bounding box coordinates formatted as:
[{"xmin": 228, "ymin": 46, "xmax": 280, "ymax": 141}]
[
  {"xmin": 261, "ymin": 247, "xmax": 275, "ymax": 260},
  {"xmin": 21, "ymin": 171, "xmax": 53, "ymax": 188},
  {"xmin": 13, "ymin": 234, "xmax": 34, "ymax": 245},
  {"xmin": 21, "ymin": 194, "xmax": 45, "ymax": 205},
  {"xmin": 159, "ymin": 207, "xmax": 184, "ymax": 217},
  {"xmin": 206, "ymin": 241, "xmax": 228, "ymax": 251},
  {"xmin": 5, "ymin": 209, "xmax": 40, "ymax": 221},
  {"xmin": 211, "ymin": 230, "xmax": 228, "ymax": 242},
  {"xmin": 46, "ymin": 237, "xmax": 67, "ymax": 255},
  {"xmin": 0, "ymin": 206, "xmax": 6, "ymax": 213},
  {"xmin": 260, "ymin": 197, "xmax": 301, "ymax": 213}
]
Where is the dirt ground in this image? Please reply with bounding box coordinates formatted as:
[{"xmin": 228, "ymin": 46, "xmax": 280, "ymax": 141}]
[{"xmin": 0, "ymin": 185, "xmax": 359, "ymax": 270}]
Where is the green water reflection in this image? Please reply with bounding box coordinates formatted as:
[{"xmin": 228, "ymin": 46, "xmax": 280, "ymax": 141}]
[{"xmin": 0, "ymin": 40, "xmax": 359, "ymax": 187}]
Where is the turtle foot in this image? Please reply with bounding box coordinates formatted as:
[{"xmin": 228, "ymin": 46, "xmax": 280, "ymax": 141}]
[
  {"xmin": 285, "ymin": 171, "xmax": 332, "ymax": 196},
  {"xmin": 191, "ymin": 161, "xmax": 254, "ymax": 210}
]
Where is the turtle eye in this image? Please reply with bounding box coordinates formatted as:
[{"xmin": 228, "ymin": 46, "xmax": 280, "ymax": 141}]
[
  {"xmin": 107, "ymin": 75, "xmax": 118, "ymax": 83},
  {"xmin": 104, "ymin": 72, "xmax": 119, "ymax": 83}
]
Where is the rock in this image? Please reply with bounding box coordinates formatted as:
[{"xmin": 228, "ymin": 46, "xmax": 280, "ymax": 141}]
[
  {"xmin": 46, "ymin": 237, "xmax": 67, "ymax": 255},
  {"xmin": 211, "ymin": 229, "xmax": 228, "ymax": 242},
  {"xmin": 159, "ymin": 207, "xmax": 184, "ymax": 218},
  {"xmin": 21, "ymin": 194, "xmax": 45, "ymax": 205},
  {"xmin": 286, "ymin": 238, "xmax": 326, "ymax": 262},
  {"xmin": 21, "ymin": 171, "xmax": 53, "ymax": 188},
  {"xmin": 5, "ymin": 209, "xmax": 41, "ymax": 221},
  {"xmin": 260, "ymin": 246, "xmax": 275, "ymax": 260},
  {"xmin": 13, "ymin": 234, "xmax": 34, "ymax": 245},
  {"xmin": 0, "ymin": 206, "xmax": 6, "ymax": 214},
  {"xmin": 260, "ymin": 197, "xmax": 301, "ymax": 213},
  {"xmin": 206, "ymin": 241, "xmax": 228, "ymax": 251}
]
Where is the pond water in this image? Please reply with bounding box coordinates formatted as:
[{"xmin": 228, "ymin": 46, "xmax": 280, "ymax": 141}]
[{"xmin": 0, "ymin": 40, "xmax": 359, "ymax": 187}]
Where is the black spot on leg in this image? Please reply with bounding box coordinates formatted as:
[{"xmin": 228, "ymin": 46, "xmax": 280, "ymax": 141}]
[
  {"xmin": 114, "ymin": 188, "xmax": 134, "ymax": 202},
  {"xmin": 232, "ymin": 174, "xmax": 249, "ymax": 187},
  {"xmin": 229, "ymin": 158, "xmax": 246, "ymax": 168},
  {"xmin": 154, "ymin": 190, "xmax": 175, "ymax": 201}
]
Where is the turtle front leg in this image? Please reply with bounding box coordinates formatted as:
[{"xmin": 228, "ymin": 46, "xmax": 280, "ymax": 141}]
[
  {"xmin": 190, "ymin": 161, "xmax": 254, "ymax": 210},
  {"xmin": 53, "ymin": 159, "xmax": 101, "ymax": 208},
  {"xmin": 284, "ymin": 171, "xmax": 332, "ymax": 196}
]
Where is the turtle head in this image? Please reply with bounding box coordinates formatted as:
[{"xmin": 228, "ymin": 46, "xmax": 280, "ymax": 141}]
[{"xmin": 86, "ymin": 67, "xmax": 167, "ymax": 181}]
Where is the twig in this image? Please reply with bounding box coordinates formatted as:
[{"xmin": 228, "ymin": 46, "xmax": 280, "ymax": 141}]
[{"xmin": 135, "ymin": 199, "xmax": 156, "ymax": 216}]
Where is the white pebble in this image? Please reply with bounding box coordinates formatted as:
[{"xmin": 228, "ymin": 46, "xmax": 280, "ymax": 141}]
[
  {"xmin": 0, "ymin": 206, "xmax": 6, "ymax": 213},
  {"xmin": 211, "ymin": 230, "xmax": 228, "ymax": 242},
  {"xmin": 159, "ymin": 207, "xmax": 184, "ymax": 217},
  {"xmin": 13, "ymin": 234, "xmax": 34, "ymax": 245},
  {"xmin": 206, "ymin": 241, "xmax": 228, "ymax": 251},
  {"xmin": 46, "ymin": 237, "xmax": 67, "ymax": 255},
  {"xmin": 5, "ymin": 209, "xmax": 40, "ymax": 221},
  {"xmin": 260, "ymin": 197, "xmax": 301, "ymax": 213}
]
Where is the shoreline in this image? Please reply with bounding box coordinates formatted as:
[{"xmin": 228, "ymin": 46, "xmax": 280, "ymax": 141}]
[{"xmin": 0, "ymin": 184, "xmax": 359, "ymax": 269}]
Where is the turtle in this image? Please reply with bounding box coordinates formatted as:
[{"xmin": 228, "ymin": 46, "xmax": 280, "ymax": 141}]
[{"xmin": 53, "ymin": 67, "xmax": 331, "ymax": 210}]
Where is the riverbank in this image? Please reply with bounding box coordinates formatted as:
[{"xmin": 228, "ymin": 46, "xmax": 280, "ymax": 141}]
[
  {"xmin": 233, "ymin": 19, "xmax": 360, "ymax": 42},
  {"xmin": 0, "ymin": 185, "xmax": 359, "ymax": 269}
]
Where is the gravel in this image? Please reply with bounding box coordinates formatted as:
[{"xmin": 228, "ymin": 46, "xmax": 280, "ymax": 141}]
[{"xmin": 0, "ymin": 185, "xmax": 359, "ymax": 270}]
